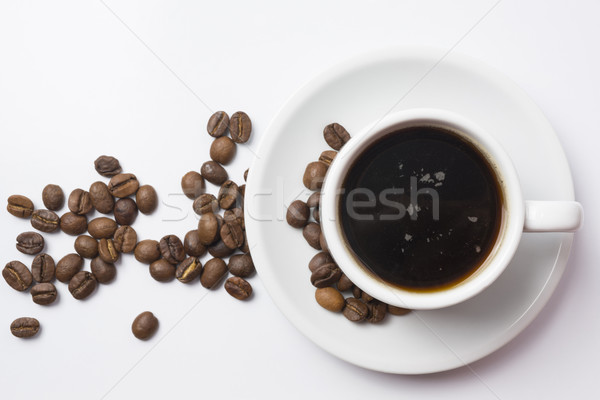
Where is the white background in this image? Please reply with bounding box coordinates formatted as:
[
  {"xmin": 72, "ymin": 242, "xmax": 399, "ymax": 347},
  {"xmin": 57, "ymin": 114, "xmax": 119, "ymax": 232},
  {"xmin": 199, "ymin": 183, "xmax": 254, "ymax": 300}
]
[{"xmin": 0, "ymin": 1, "xmax": 598, "ymax": 399}]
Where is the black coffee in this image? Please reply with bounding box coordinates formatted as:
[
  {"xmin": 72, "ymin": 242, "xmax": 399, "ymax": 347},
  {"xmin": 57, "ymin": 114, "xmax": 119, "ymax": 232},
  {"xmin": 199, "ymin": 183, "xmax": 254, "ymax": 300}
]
[{"xmin": 339, "ymin": 126, "xmax": 503, "ymax": 291}]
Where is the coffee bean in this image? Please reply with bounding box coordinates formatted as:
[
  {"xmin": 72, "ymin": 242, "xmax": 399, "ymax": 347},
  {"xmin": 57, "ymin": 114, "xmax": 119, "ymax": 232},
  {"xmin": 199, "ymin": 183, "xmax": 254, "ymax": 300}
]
[
  {"xmin": 131, "ymin": 311, "xmax": 158, "ymax": 340},
  {"xmin": 176, "ymin": 257, "xmax": 202, "ymax": 283},
  {"xmin": 136, "ymin": 185, "xmax": 158, "ymax": 214},
  {"xmin": 181, "ymin": 171, "xmax": 205, "ymax": 200},
  {"xmin": 89, "ymin": 181, "xmax": 114, "ymax": 214},
  {"xmin": 228, "ymin": 254, "xmax": 255, "ymax": 278},
  {"xmin": 16, "ymin": 231, "xmax": 44, "ymax": 255},
  {"xmin": 218, "ymin": 180, "xmax": 239, "ymax": 210},
  {"xmin": 69, "ymin": 271, "xmax": 97, "ymax": 300},
  {"xmin": 87, "ymin": 217, "xmax": 117, "ymax": 239},
  {"xmin": 201, "ymin": 161, "xmax": 228, "ymax": 185},
  {"xmin": 336, "ymin": 273, "xmax": 353, "ymax": 292},
  {"xmin": 307, "ymin": 192, "xmax": 320, "ymax": 208},
  {"xmin": 210, "ymin": 136, "xmax": 236, "ymax": 165},
  {"xmin": 220, "ymin": 220, "xmax": 244, "ymax": 250},
  {"xmin": 184, "ymin": 230, "xmax": 206, "ymax": 257},
  {"xmin": 94, "ymin": 155, "xmax": 122, "ymax": 177},
  {"xmin": 303, "ymin": 161, "xmax": 328, "ymax": 190},
  {"xmin": 60, "ymin": 212, "xmax": 88, "ymax": 235},
  {"xmin": 90, "ymin": 257, "xmax": 116, "ymax": 284},
  {"xmin": 7, "ymin": 195, "xmax": 34, "ymax": 218},
  {"xmin": 313, "ymin": 208, "xmax": 320, "ymax": 223},
  {"xmin": 134, "ymin": 240, "xmax": 161, "ymax": 264},
  {"xmin": 208, "ymin": 239, "xmax": 234, "ymax": 258},
  {"xmin": 229, "ymin": 111, "xmax": 252, "ymax": 143},
  {"xmin": 310, "ymin": 263, "xmax": 341, "ymax": 288},
  {"xmin": 74, "ymin": 235, "xmax": 98, "ymax": 259},
  {"xmin": 99, "ymin": 238, "xmax": 120, "ymax": 263},
  {"xmin": 239, "ymin": 232, "xmax": 250, "ymax": 254},
  {"xmin": 319, "ymin": 150, "xmax": 337, "ymax": 165},
  {"xmin": 351, "ymin": 286, "xmax": 374, "ymax": 302},
  {"xmin": 244, "ymin": 168, "xmax": 249, "ymax": 181},
  {"xmin": 223, "ymin": 208, "xmax": 245, "ymax": 230},
  {"xmin": 323, "ymin": 122, "xmax": 350, "ymax": 150},
  {"xmin": 308, "ymin": 251, "xmax": 334, "ymax": 272},
  {"xmin": 159, "ymin": 235, "xmax": 185, "ymax": 265},
  {"xmin": 31, "ymin": 254, "xmax": 55, "ymax": 283},
  {"xmin": 303, "ymin": 222, "xmax": 322, "ymax": 250},
  {"xmin": 200, "ymin": 258, "xmax": 228, "ymax": 288},
  {"xmin": 68, "ymin": 189, "xmax": 93, "ymax": 215},
  {"xmin": 343, "ymin": 298, "xmax": 368, "ymax": 322},
  {"xmin": 207, "ymin": 111, "xmax": 229, "ymax": 137},
  {"xmin": 10, "ymin": 317, "xmax": 40, "ymax": 338},
  {"xmin": 42, "ymin": 184, "xmax": 64, "ymax": 211},
  {"xmin": 319, "ymin": 232, "xmax": 328, "ymax": 252},
  {"xmin": 31, "ymin": 283, "xmax": 57, "ymax": 305},
  {"xmin": 367, "ymin": 301, "xmax": 387, "ymax": 323},
  {"xmin": 149, "ymin": 259, "xmax": 175, "ymax": 282},
  {"xmin": 56, "ymin": 254, "xmax": 83, "ymax": 283},
  {"xmin": 315, "ymin": 287, "xmax": 345, "ymax": 312},
  {"xmin": 193, "ymin": 193, "xmax": 219, "ymax": 215},
  {"xmin": 3, "ymin": 261, "xmax": 33, "ymax": 291},
  {"xmin": 114, "ymin": 198, "xmax": 138, "ymax": 225},
  {"xmin": 197, "ymin": 213, "xmax": 220, "ymax": 245},
  {"xmin": 108, "ymin": 173, "xmax": 139, "ymax": 198},
  {"xmin": 361, "ymin": 291, "xmax": 374, "ymax": 302},
  {"xmin": 31, "ymin": 209, "xmax": 60, "ymax": 233},
  {"xmin": 239, "ymin": 184, "xmax": 246, "ymax": 203},
  {"xmin": 387, "ymin": 305, "xmax": 411, "ymax": 316},
  {"xmin": 114, "ymin": 225, "xmax": 137, "ymax": 253},
  {"xmin": 225, "ymin": 277, "xmax": 252, "ymax": 300},
  {"xmin": 286, "ymin": 200, "xmax": 309, "ymax": 228}
]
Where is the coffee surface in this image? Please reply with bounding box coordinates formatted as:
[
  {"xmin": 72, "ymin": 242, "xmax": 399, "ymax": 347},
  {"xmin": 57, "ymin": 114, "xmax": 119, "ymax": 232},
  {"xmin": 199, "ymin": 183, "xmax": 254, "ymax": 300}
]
[{"xmin": 340, "ymin": 126, "xmax": 502, "ymax": 290}]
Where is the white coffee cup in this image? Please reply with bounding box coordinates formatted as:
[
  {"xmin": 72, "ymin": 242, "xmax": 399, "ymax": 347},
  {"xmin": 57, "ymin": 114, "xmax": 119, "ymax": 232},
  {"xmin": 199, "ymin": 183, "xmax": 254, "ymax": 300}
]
[{"xmin": 320, "ymin": 108, "xmax": 583, "ymax": 310}]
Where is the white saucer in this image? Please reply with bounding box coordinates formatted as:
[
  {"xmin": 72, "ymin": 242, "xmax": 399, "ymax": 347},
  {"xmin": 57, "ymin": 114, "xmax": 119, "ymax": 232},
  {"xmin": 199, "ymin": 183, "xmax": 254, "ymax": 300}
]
[{"xmin": 245, "ymin": 47, "xmax": 575, "ymax": 374}]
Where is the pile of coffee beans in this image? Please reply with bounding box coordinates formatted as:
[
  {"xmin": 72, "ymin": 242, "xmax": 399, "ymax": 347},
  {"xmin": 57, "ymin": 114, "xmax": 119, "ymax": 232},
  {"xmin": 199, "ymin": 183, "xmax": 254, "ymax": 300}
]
[{"xmin": 287, "ymin": 123, "xmax": 412, "ymax": 324}]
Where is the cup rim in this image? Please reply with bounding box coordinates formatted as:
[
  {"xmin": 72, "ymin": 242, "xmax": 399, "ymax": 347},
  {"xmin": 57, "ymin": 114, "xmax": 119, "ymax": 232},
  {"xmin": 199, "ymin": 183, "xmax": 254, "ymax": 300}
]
[{"xmin": 320, "ymin": 108, "xmax": 525, "ymax": 310}]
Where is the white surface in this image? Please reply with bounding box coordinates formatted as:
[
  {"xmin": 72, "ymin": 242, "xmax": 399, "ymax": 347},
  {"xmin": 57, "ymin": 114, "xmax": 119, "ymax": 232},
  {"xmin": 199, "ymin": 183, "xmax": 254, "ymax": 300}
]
[{"xmin": 0, "ymin": 0, "xmax": 597, "ymax": 398}]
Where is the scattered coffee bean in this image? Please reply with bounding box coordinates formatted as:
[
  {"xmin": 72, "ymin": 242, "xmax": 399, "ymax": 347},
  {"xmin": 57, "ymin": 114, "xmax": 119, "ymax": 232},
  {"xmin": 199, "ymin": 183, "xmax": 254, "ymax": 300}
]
[
  {"xmin": 136, "ymin": 185, "xmax": 158, "ymax": 214},
  {"xmin": 31, "ymin": 254, "xmax": 55, "ymax": 283},
  {"xmin": 224, "ymin": 208, "xmax": 245, "ymax": 230},
  {"xmin": 159, "ymin": 235, "xmax": 185, "ymax": 265},
  {"xmin": 7, "ymin": 195, "xmax": 34, "ymax": 218},
  {"xmin": 87, "ymin": 217, "xmax": 117, "ymax": 239},
  {"xmin": 286, "ymin": 200, "xmax": 310, "ymax": 228},
  {"xmin": 207, "ymin": 111, "xmax": 229, "ymax": 138},
  {"xmin": 244, "ymin": 168, "xmax": 249, "ymax": 182},
  {"xmin": 94, "ymin": 155, "xmax": 122, "ymax": 177},
  {"xmin": 319, "ymin": 150, "xmax": 337, "ymax": 165},
  {"xmin": 90, "ymin": 257, "xmax": 116, "ymax": 284},
  {"xmin": 16, "ymin": 231, "xmax": 44, "ymax": 255},
  {"xmin": 218, "ymin": 180, "xmax": 239, "ymax": 210},
  {"xmin": 114, "ymin": 198, "xmax": 138, "ymax": 226},
  {"xmin": 60, "ymin": 212, "xmax": 88, "ymax": 235},
  {"xmin": 315, "ymin": 287, "xmax": 345, "ymax": 312},
  {"xmin": 361, "ymin": 291, "xmax": 374, "ymax": 302},
  {"xmin": 193, "ymin": 193, "xmax": 219, "ymax": 215},
  {"xmin": 319, "ymin": 232, "xmax": 328, "ymax": 252},
  {"xmin": 310, "ymin": 263, "xmax": 341, "ymax": 288},
  {"xmin": 220, "ymin": 219, "xmax": 244, "ymax": 250},
  {"xmin": 184, "ymin": 230, "xmax": 206, "ymax": 257},
  {"xmin": 307, "ymin": 192, "xmax": 320, "ymax": 208},
  {"xmin": 323, "ymin": 122, "xmax": 350, "ymax": 150},
  {"xmin": 197, "ymin": 212, "xmax": 220, "ymax": 245},
  {"xmin": 3, "ymin": 261, "xmax": 33, "ymax": 291},
  {"xmin": 181, "ymin": 171, "xmax": 205, "ymax": 200},
  {"xmin": 240, "ymin": 232, "xmax": 250, "ymax": 254},
  {"xmin": 239, "ymin": 184, "xmax": 246, "ymax": 202},
  {"xmin": 303, "ymin": 161, "xmax": 328, "ymax": 190},
  {"xmin": 134, "ymin": 240, "xmax": 161, "ymax": 264},
  {"xmin": 210, "ymin": 136, "xmax": 236, "ymax": 165},
  {"xmin": 228, "ymin": 254, "xmax": 255, "ymax": 278},
  {"xmin": 114, "ymin": 225, "xmax": 137, "ymax": 253},
  {"xmin": 10, "ymin": 317, "xmax": 40, "ymax": 338},
  {"xmin": 303, "ymin": 222, "xmax": 322, "ymax": 250},
  {"xmin": 336, "ymin": 273, "xmax": 353, "ymax": 292},
  {"xmin": 68, "ymin": 189, "xmax": 93, "ymax": 215},
  {"xmin": 69, "ymin": 271, "xmax": 97, "ymax": 300},
  {"xmin": 201, "ymin": 161, "xmax": 228, "ymax": 185},
  {"xmin": 308, "ymin": 252, "xmax": 334, "ymax": 272},
  {"xmin": 149, "ymin": 259, "xmax": 175, "ymax": 282},
  {"xmin": 176, "ymin": 257, "xmax": 202, "ymax": 283},
  {"xmin": 387, "ymin": 305, "xmax": 411, "ymax": 316},
  {"xmin": 55, "ymin": 254, "xmax": 83, "ymax": 283},
  {"xmin": 131, "ymin": 311, "xmax": 158, "ymax": 340},
  {"xmin": 367, "ymin": 301, "xmax": 387, "ymax": 324},
  {"xmin": 74, "ymin": 235, "xmax": 99, "ymax": 259},
  {"xmin": 313, "ymin": 208, "xmax": 320, "ymax": 223},
  {"xmin": 31, "ymin": 209, "xmax": 60, "ymax": 233},
  {"xmin": 108, "ymin": 173, "xmax": 139, "ymax": 198},
  {"xmin": 98, "ymin": 238, "xmax": 120, "ymax": 263},
  {"xmin": 89, "ymin": 181, "xmax": 114, "ymax": 214},
  {"xmin": 343, "ymin": 298, "xmax": 368, "ymax": 322},
  {"xmin": 31, "ymin": 283, "xmax": 57, "ymax": 305},
  {"xmin": 351, "ymin": 286, "xmax": 374, "ymax": 302},
  {"xmin": 201, "ymin": 258, "xmax": 228, "ymax": 289},
  {"xmin": 225, "ymin": 277, "xmax": 252, "ymax": 300},
  {"xmin": 42, "ymin": 184, "xmax": 64, "ymax": 211},
  {"xmin": 229, "ymin": 111, "xmax": 252, "ymax": 143}
]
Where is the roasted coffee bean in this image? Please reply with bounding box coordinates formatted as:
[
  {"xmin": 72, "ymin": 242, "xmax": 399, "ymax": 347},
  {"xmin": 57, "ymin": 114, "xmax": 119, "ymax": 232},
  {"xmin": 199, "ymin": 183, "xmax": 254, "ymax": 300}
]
[
  {"xmin": 228, "ymin": 254, "xmax": 254, "ymax": 278},
  {"xmin": 200, "ymin": 258, "xmax": 228, "ymax": 288},
  {"xmin": 42, "ymin": 184, "xmax": 64, "ymax": 211},
  {"xmin": 87, "ymin": 217, "xmax": 117, "ymax": 239},
  {"xmin": 337, "ymin": 273, "xmax": 353, "ymax": 292},
  {"xmin": 149, "ymin": 259, "xmax": 175, "ymax": 282},
  {"xmin": 136, "ymin": 185, "xmax": 158, "ymax": 214},
  {"xmin": 114, "ymin": 198, "xmax": 138, "ymax": 225},
  {"xmin": 239, "ymin": 184, "xmax": 246, "ymax": 202},
  {"xmin": 184, "ymin": 230, "xmax": 206, "ymax": 257},
  {"xmin": 307, "ymin": 192, "xmax": 320, "ymax": 208},
  {"xmin": 229, "ymin": 111, "xmax": 252, "ymax": 143},
  {"xmin": 313, "ymin": 208, "xmax": 320, "ymax": 223},
  {"xmin": 220, "ymin": 220, "xmax": 244, "ymax": 250},
  {"xmin": 208, "ymin": 239, "xmax": 234, "ymax": 258},
  {"xmin": 240, "ymin": 232, "xmax": 250, "ymax": 254},
  {"xmin": 210, "ymin": 136, "xmax": 236, "ymax": 165},
  {"xmin": 181, "ymin": 171, "xmax": 205, "ymax": 200},
  {"xmin": 7, "ymin": 195, "xmax": 34, "ymax": 218},
  {"xmin": 31, "ymin": 283, "xmax": 57, "ymax": 305},
  {"xmin": 367, "ymin": 301, "xmax": 387, "ymax": 323},
  {"xmin": 197, "ymin": 213, "xmax": 220, "ymax": 245},
  {"xmin": 351, "ymin": 286, "xmax": 374, "ymax": 302},
  {"xmin": 176, "ymin": 257, "xmax": 202, "ymax": 283},
  {"xmin": 108, "ymin": 173, "xmax": 139, "ymax": 198},
  {"xmin": 315, "ymin": 287, "xmax": 345, "ymax": 312},
  {"xmin": 308, "ymin": 252, "xmax": 334, "ymax": 272},
  {"xmin": 10, "ymin": 317, "xmax": 40, "ymax": 338},
  {"xmin": 68, "ymin": 189, "xmax": 93, "ymax": 215},
  {"xmin": 223, "ymin": 208, "xmax": 244, "ymax": 230},
  {"xmin": 114, "ymin": 225, "xmax": 137, "ymax": 253},
  {"xmin": 98, "ymin": 238, "xmax": 119, "ymax": 263},
  {"xmin": 31, "ymin": 209, "xmax": 60, "ymax": 233},
  {"xmin": 3, "ymin": 261, "xmax": 33, "ymax": 291},
  {"xmin": 159, "ymin": 235, "xmax": 185, "ymax": 265},
  {"xmin": 310, "ymin": 263, "xmax": 341, "ymax": 288},
  {"xmin": 361, "ymin": 291, "xmax": 374, "ymax": 302},
  {"xmin": 303, "ymin": 161, "xmax": 328, "ymax": 190},
  {"xmin": 303, "ymin": 222, "xmax": 322, "ymax": 250},
  {"xmin": 218, "ymin": 180, "xmax": 239, "ymax": 210},
  {"xmin": 387, "ymin": 305, "xmax": 411, "ymax": 316},
  {"xmin": 323, "ymin": 122, "xmax": 350, "ymax": 150},
  {"xmin": 16, "ymin": 231, "xmax": 44, "ymax": 255},
  {"xmin": 319, "ymin": 232, "xmax": 328, "ymax": 252},
  {"xmin": 225, "ymin": 277, "xmax": 252, "ymax": 300},
  {"xmin": 201, "ymin": 161, "xmax": 228, "ymax": 185},
  {"xmin": 193, "ymin": 193, "xmax": 219, "ymax": 215},
  {"xmin": 31, "ymin": 254, "xmax": 55, "ymax": 283},
  {"xmin": 134, "ymin": 240, "xmax": 161, "ymax": 264},
  {"xmin": 74, "ymin": 235, "xmax": 98, "ymax": 259},
  {"xmin": 207, "ymin": 111, "xmax": 229, "ymax": 138},
  {"xmin": 343, "ymin": 298, "xmax": 368, "ymax": 322},
  {"xmin": 94, "ymin": 155, "xmax": 122, "ymax": 177},
  {"xmin": 244, "ymin": 168, "xmax": 249, "ymax": 181},
  {"xmin": 68, "ymin": 271, "xmax": 97, "ymax": 300},
  {"xmin": 56, "ymin": 254, "xmax": 83, "ymax": 283},
  {"xmin": 89, "ymin": 181, "xmax": 114, "ymax": 214},
  {"xmin": 131, "ymin": 311, "xmax": 158, "ymax": 340},
  {"xmin": 90, "ymin": 257, "xmax": 116, "ymax": 284},
  {"xmin": 286, "ymin": 200, "xmax": 310, "ymax": 228},
  {"xmin": 60, "ymin": 212, "xmax": 88, "ymax": 235},
  {"xmin": 319, "ymin": 150, "xmax": 337, "ymax": 165}
]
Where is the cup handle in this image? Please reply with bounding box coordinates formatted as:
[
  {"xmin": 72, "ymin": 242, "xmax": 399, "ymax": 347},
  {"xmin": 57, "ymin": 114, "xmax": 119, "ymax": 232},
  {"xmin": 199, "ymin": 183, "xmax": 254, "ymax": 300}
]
[{"xmin": 524, "ymin": 200, "xmax": 583, "ymax": 232}]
